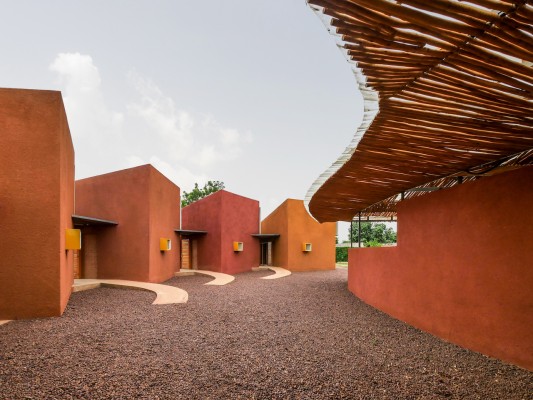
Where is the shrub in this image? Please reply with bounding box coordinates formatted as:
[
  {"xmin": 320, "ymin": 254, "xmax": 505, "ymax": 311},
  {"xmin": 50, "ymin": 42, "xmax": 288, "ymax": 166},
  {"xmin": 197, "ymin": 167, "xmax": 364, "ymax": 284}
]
[{"xmin": 336, "ymin": 247, "xmax": 348, "ymax": 262}]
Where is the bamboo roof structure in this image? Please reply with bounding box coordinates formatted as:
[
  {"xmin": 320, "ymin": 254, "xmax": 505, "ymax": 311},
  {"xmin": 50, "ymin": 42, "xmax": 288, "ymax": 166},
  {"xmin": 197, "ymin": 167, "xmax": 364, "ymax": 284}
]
[{"xmin": 304, "ymin": 0, "xmax": 533, "ymax": 222}]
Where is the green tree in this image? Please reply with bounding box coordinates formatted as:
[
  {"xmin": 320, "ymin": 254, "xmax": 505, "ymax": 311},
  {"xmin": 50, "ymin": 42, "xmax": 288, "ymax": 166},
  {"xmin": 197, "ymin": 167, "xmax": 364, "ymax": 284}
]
[
  {"xmin": 349, "ymin": 222, "xmax": 397, "ymax": 247},
  {"xmin": 181, "ymin": 181, "xmax": 225, "ymax": 207}
]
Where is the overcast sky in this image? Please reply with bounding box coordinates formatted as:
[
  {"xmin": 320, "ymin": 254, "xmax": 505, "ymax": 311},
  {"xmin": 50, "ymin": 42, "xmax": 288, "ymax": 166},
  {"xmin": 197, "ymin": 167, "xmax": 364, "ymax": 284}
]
[{"xmin": 1, "ymin": 1, "xmax": 363, "ymax": 240}]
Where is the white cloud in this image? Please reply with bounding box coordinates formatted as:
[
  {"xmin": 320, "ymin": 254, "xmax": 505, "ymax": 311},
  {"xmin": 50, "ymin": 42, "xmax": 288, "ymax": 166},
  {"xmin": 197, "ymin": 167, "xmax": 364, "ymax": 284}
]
[
  {"xmin": 221, "ymin": 128, "xmax": 239, "ymax": 145},
  {"xmin": 126, "ymin": 154, "xmax": 207, "ymax": 192},
  {"xmin": 262, "ymin": 197, "xmax": 282, "ymax": 220},
  {"xmin": 125, "ymin": 155, "xmax": 146, "ymax": 168},
  {"xmin": 196, "ymin": 146, "xmax": 217, "ymax": 168},
  {"xmin": 127, "ymin": 72, "xmax": 194, "ymax": 160},
  {"xmin": 216, "ymin": 128, "xmax": 253, "ymax": 163},
  {"xmin": 127, "ymin": 71, "xmax": 253, "ymax": 169},
  {"xmin": 49, "ymin": 53, "xmax": 124, "ymax": 178},
  {"xmin": 49, "ymin": 53, "xmax": 123, "ymax": 140},
  {"xmin": 49, "ymin": 53, "xmax": 252, "ymax": 187}
]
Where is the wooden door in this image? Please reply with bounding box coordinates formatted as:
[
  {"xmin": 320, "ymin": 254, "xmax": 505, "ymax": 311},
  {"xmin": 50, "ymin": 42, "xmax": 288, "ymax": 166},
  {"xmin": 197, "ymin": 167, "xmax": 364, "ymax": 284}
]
[
  {"xmin": 181, "ymin": 239, "xmax": 190, "ymax": 269},
  {"xmin": 83, "ymin": 234, "xmax": 98, "ymax": 279},
  {"xmin": 73, "ymin": 250, "xmax": 81, "ymax": 279},
  {"xmin": 192, "ymin": 240, "xmax": 198, "ymax": 270}
]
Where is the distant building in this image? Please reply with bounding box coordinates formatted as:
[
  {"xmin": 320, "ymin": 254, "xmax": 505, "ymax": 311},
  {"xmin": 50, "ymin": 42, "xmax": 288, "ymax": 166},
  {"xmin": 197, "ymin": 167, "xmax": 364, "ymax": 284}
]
[
  {"xmin": 336, "ymin": 242, "xmax": 360, "ymax": 248},
  {"xmin": 75, "ymin": 164, "xmax": 181, "ymax": 283},
  {"xmin": 261, "ymin": 199, "xmax": 335, "ymax": 271},
  {"xmin": 179, "ymin": 190, "xmax": 260, "ymax": 274}
]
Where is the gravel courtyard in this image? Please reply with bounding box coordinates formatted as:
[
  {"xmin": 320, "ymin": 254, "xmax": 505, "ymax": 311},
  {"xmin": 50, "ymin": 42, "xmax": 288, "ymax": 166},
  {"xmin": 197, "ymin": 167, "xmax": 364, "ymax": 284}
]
[{"xmin": 1, "ymin": 269, "xmax": 531, "ymax": 399}]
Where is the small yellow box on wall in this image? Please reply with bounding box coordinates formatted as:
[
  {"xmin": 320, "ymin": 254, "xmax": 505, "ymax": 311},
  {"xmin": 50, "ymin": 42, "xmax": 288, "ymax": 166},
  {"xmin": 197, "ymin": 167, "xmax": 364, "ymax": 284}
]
[
  {"xmin": 302, "ymin": 242, "xmax": 312, "ymax": 252},
  {"xmin": 65, "ymin": 229, "xmax": 81, "ymax": 250},
  {"xmin": 160, "ymin": 238, "xmax": 172, "ymax": 251},
  {"xmin": 233, "ymin": 241, "xmax": 244, "ymax": 252}
]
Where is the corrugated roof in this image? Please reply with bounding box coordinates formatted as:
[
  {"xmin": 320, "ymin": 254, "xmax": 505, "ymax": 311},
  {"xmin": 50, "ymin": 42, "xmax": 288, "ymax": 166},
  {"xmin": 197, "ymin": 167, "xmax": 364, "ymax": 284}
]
[{"xmin": 305, "ymin": 0, "xmax": 533, "ymax": 222}]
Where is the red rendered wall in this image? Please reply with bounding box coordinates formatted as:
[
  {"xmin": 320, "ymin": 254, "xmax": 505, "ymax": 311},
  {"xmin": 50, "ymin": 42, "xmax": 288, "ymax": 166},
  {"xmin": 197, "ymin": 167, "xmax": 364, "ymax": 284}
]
[
  {"xmin": 220, "ymin": 191, "xmax": 260, "ymax": 274},
  {"xmin": 181, "ymin": 192, "xmax": 223, "ymax": 271},
  {"xmin": 181, "ymin": 190, "xmax": 260, "ymax": 274},
  {"xmin": 148, "ymin": 167, "xmax": 181, "ymax": 282},
  {"xmin": 75, "ymin": 165, "xmax": 180, "ymax": 283},
  {"xmin": 261, "ymin": 199, "xmax": 335, "ymax": 271},
  {"xmin": 0, "ymin": 88, "xmax": 75, "ymax": 319},
  {"xmin": 348, "ymin": 167, "xmax": 533, "ymax": 370}
]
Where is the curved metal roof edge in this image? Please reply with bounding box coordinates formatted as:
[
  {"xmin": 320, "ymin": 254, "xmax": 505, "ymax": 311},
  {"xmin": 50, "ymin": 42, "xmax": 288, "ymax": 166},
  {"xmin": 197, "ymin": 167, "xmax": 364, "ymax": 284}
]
[
  {"xmin": 304, "ymin": 3, "xmax": 379, "ymax": 221},
  {"xmin": 303, "ymin": 0, "xmax": 533, "ymax": 222}
]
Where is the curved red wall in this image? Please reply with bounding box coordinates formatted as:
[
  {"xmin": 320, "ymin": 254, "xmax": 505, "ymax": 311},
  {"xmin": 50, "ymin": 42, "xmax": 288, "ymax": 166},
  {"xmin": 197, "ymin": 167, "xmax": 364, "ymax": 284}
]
[{"xmin": 348, "ymin": 167, "xmax": 533, "ymax": 370}]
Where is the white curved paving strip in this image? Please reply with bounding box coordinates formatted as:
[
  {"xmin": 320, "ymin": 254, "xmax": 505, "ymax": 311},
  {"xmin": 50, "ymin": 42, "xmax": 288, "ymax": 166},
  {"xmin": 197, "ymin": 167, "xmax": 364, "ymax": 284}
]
[
  {"xmin": 0, "ymin": 320, "xmax": 11, "ymax": 326},
  {"xmin": 176, "ymin": 270, "xmax": 235, "ymax": 286},
  {"xmin": 253, "ymin": 266, "xmax": 292, "ymax": 280},
  {"xmin": 73, "ymin": 279, "xmax": 188, "ymax": 304}
]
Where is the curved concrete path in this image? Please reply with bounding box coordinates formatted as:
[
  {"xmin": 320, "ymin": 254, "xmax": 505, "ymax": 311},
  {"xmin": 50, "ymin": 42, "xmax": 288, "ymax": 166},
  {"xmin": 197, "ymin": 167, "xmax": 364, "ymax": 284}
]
[
  {"xmin": 0, "ymin": 320, "xmax": 10, "ymax": 326},
  {"xmin": 73, "ymin": 279, "xmax": 188, "ymax": 304},
  {"xmin": 252, "ymin": 266, "xmax": 292, "ymax": 280},
  {"xmin": 176, "ymin": 270, "xmax": 234, "ymax": 285}
]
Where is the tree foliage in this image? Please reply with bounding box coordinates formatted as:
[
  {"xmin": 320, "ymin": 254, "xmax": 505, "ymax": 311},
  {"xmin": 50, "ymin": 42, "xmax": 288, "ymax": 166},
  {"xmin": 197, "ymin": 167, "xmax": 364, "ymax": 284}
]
[
  {"xmin": 336, "ymin": 247, "xmax": 348, "ymax": 262},
  {"xmin": 181, "ymin": 181, "xmax": 225, "ymax": 207},
  {"xmin": 349, "ymin": 222, "xmax": 397, "ymax": 247}
]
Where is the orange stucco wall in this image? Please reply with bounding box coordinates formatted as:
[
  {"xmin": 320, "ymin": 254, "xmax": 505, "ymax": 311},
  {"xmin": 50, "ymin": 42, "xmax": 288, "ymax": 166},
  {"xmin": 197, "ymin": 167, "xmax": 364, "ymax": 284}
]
[
  {"xmin": 220, "ymin": 191, "xmax": 260, "ymax": 274},
  {"xmin": 261, "ymin": 199, "xmax": 336, "ymax": 271},
  {"xmin": 0, "ymin": 88, "xmax": 75, "ymax": 319},
  {"xmin": 348, "ymin": 167, "xmax": 533, "ymax": 370},
  {"xmin": 181, "ymin": 190, "xmax": 260, "ymax": 274},
  {"xmin": 75, "ymin": 165, "xmax": 180, "ymax": 283},
  {"xmin": 261, "ymin": 199, "xmax": 289, "ymax": 267}
]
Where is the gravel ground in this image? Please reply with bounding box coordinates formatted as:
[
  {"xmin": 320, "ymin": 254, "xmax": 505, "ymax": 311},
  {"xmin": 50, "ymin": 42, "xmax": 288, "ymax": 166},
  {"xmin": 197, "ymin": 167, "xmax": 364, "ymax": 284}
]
[{"xmin": 1, "ymin": 269, "xmax": 531, "ymax": 399}]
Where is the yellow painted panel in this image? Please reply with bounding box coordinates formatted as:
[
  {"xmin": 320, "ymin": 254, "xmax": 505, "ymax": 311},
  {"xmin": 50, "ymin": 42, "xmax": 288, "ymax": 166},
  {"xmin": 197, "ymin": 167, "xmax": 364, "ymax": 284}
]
[
  {"xmin": 302, "ymin": 242, "xmax": 312, "ymax": 252},
  {"xmin": 233, "ymin": 241, "xmax": 243, "ymax": 252},
  {"xmin": 66, "ymin": 229, "xmax": 81, "ymax": 250},
  {"xmin": 160, "ymin": 238, "xmax": 171, "ymax": 251}
]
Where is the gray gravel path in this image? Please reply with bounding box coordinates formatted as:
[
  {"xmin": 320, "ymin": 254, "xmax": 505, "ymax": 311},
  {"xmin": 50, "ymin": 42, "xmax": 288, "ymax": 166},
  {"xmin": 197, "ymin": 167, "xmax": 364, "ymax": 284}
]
[{"xmin": 1, "ymin": 269, "xmax": 531, "ymax": 399}]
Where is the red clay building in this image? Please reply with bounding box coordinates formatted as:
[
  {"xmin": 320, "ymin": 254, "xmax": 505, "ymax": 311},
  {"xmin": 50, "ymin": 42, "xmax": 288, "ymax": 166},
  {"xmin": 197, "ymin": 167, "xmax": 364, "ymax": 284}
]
[
  {"xmin": 75, "ymin": 164, "xmax": 181, "ymax": 283},
  {"xmin": 180, "ymin": 190, "xmax": 260, "ymax": 274},
  {"xmin": 0, "ymin": 88, "xmax": 75, "ymax": 319},
  {"xmin": 348, "ymin": 168, "xmax": 533, "ymax": 369},
  {"xmin": 261, "ymin": 199, "xmax": 335, "ymax": 271}
]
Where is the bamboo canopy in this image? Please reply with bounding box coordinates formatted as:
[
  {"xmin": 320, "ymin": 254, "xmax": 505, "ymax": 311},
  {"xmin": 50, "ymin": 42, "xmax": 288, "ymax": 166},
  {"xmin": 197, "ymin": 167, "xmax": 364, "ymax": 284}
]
[{"xmin": 305, "ymin": 0, "xmax": 533, "ymax": 222}]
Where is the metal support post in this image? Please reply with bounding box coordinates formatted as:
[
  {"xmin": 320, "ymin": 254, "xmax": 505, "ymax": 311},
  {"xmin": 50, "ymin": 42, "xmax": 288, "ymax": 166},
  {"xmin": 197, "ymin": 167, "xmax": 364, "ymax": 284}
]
[{"xmin": 358, "ymin": 212, "xmax": 362, "ymax": 248}]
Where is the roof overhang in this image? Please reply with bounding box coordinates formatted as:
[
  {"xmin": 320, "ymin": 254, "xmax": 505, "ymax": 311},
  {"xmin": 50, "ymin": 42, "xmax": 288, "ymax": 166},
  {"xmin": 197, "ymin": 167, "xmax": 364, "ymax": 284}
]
[
  {"xmin": 72, "ymin": 215, "xmax": 118, "ymax": 227},
  {"xmin": 175, "ymin": 229, "xmax": 208, "ymax": 236},
  {"xmin": 305, "ymin": 0, "xmax": 533, "ymax": 222},
  {"xmin": 251, "ymin": 234, "xmax": 281, "ymax": 242}
]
